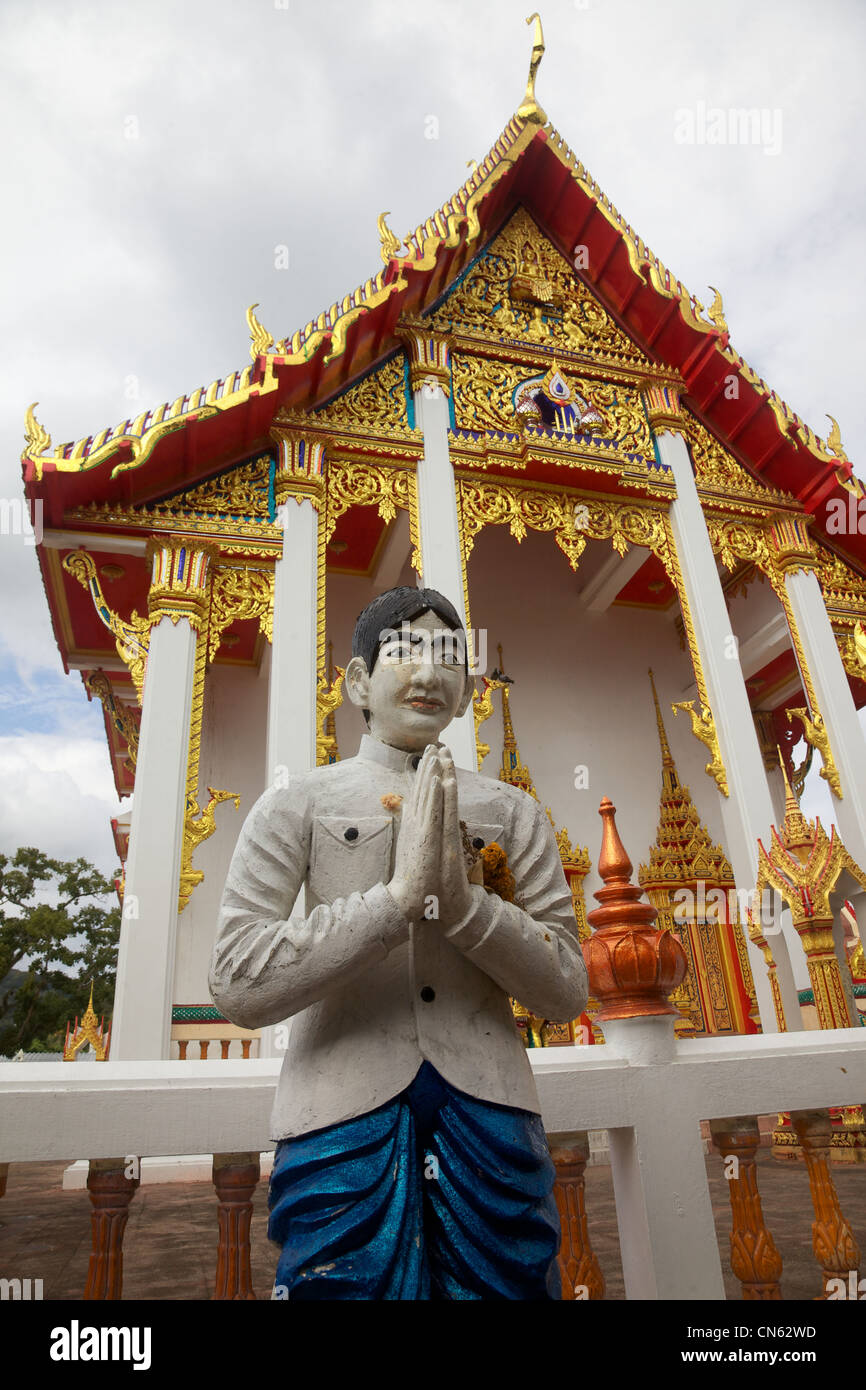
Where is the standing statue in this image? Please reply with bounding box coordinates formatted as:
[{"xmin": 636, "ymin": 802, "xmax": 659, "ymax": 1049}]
[{"xmin": 209, "ymin": 586, "xmax": 588, "ymax": 1299}]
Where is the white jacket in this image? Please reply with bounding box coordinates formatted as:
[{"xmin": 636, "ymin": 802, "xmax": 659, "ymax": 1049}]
[{"xmin": 210, "ymin": 734, "xmax": 588, "ymax": 1139}]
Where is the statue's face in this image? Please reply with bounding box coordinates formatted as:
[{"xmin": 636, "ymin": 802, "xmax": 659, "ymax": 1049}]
[{"xmin": 346, "ymin": 609, "xmax": 472, "ymax": 751}]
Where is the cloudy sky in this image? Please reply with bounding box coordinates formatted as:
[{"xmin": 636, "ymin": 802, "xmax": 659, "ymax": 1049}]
[{"xmin": 1, "ymin": 0, "xmax": 864, "ymax": 876}]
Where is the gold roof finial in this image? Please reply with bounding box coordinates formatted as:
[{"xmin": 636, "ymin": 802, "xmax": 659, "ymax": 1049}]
[
  {"xmin": 706, "ymin": 287, "xmax": 728, "ymax": 334},
  {"xmin": 517, "ymin": 13, "xmax": 547, "ymax": 126},
  {"xmin": 825, "ymin": 414, "xmax": 849, "ymax": 463},
  {"xmin": 377, "ymin": 212, "xmax": 403, "ymax": 264},
  {"xmin": 246, "ymin": 303, "xmax": 274, "ymax": 361},
  {"xmin": 24, "ymin": 401, "xmax": 52, "ymax": 458}
]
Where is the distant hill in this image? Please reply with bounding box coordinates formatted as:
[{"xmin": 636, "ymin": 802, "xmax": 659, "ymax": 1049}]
[{"xmin": 0, "ymin": 969, "xmax": 29, "ymax": 1028}]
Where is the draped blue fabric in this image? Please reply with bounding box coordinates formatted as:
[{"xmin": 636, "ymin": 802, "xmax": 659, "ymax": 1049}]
[{"xmin": 268, "ymin": 1062, "xmax": 561, "ymax": 1300}]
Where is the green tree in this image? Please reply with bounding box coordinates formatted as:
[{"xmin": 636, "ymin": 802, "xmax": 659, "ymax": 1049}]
[{"xmin": 0, "ymin": 847, "xmax": 121, "ymax": 1055}]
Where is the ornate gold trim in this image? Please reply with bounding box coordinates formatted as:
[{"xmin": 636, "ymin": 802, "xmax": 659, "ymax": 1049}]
[
  {"xmin": 704, "ymin": 513, "xmax": 842, "ymax": 800},
  {"xmin": 62, "ymin": 550, "xmax": 151, "ymax": 700},
  {"xmin": 208, "ymin": 565, "xmax": 273, "ymax": 662},
  {"xmin": 86, "ymin": 671, "xmax": 139, "ymax": 773}
]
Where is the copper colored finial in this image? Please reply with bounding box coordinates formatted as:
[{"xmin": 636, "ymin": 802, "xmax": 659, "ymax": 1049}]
[
  {"xmin": 584, "ymin": 797, "xmax": 687, "ymax": 1022},
  {"xmin": 596, "ymin": 797, "xmax": 636, "ymax": 890}
]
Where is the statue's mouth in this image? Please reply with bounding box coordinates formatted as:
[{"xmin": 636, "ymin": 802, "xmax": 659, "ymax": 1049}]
[{"xmin": 405, "ymin": 698, "xmax": 444, "ymax": 712}]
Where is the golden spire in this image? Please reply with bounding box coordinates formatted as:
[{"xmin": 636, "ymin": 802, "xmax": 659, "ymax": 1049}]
[
  {"xmin": 640, "ymin": 672, "xmax": 733, "ymax": 890},
  {"xmin": 776, "ymin": 746, "xmax": 812, "ymax": 858},
  {"xmin": 517, "ymin": 13, "xmax": 547, "ymax": 125},
  {"xmin": 493, "ymin": 644, "xmax": 537, "ymax": 798},
  {"xmin": 63, "ymin": 979, "xmax": 111, "ymax": 1061},
  {"xmin": 648, "ymin": 668, "xmax": 677, "ymax": 786}
]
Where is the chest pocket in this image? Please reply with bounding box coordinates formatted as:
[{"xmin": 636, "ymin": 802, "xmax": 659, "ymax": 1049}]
[
  {"xmin": 309, "ymin": 814, "xmax": 394, "ymax": 905},
  {"xmin": 465, "ymin": 822, "xmax": 505, "ymax": 853}
]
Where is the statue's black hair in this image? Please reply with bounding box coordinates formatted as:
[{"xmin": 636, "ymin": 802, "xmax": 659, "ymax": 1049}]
[{"xmin": 351, "ymin": 586, "xmax": 467, "ymax": 722}]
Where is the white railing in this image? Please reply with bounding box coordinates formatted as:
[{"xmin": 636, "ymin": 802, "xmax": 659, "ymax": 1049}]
[{"xmin": 2, "ymin": 1018, "xmax": 864, "ymax": 1299}]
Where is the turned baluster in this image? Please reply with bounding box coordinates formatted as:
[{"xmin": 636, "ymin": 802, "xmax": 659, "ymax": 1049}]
[
  {"xmin": 710, "ymin": 1116, "xmax": 782, "ymax": 1299},
  {"xmin": 241, "ymin": 1039, "xmax": 252, "ymax": 1059},
  {"xmin": 220, "ymin": 1038, "xmax": 231, "ymax": 1060},
  {"xmin": 177, "ymin": 1039, "xmax": 188, "ymax": 1060},
  {"xmin": 199, "ymin": 1039, "xmax": 210, "ymax": 1060},
  {"xmin": 550, "ymin": 1132, "xmax": 605, "ymax": 1300},
  {"xmin": 213, "ymin": 1152, "xmax": 260, "ymax": 1300},
  {"xmin": 790, "ymin": 1109, "xmax": 861, "ymax": 1298},
  {"xmin": 84, "ymin": 1157, "xmax": 140, "ymax": 1300}
]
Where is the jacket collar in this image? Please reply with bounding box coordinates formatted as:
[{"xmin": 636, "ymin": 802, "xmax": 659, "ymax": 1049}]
[{"xmin": 358, "ymin": 734, "xmax": 441, "ymax": 774}]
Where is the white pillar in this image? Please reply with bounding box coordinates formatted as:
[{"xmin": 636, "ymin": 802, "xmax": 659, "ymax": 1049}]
[
  {"xmin": 111, "ymin": 539, "xmax": 212, "ymax": 1060},
  {"xmin": 414, "ymin": 382, "xmax": 477, "ymax": 770},
  {"xmin": 267, "ymin": 497, "xmax": 319, "ymax": 783},
  {"xmin": 650, "ymin": 407, "xmax": 800, "ymax": 1031},
  {"xmin": 399, "ymin": 322, "xmax": 479, "ymax": 772},
  {"xmin": 261, "ymin": 428, "xmax": 325, "ymax": 1058},
  {"xmin": 783, "ymin": 566, "xmax": 866, "ymax": 871}
]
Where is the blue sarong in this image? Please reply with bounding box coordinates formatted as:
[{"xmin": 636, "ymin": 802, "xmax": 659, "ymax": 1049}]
[{"xmin": 268, "ymin": 1062, "xmax": 561, "ymax": 1300}]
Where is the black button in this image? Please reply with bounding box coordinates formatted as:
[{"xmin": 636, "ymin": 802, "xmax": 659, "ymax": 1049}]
[
  {"xmin": 472, "ymin": 836, "xmax": 484, "ymax": 849},
  {"xmin": 411, "ymin": 755, "xmax": 421, "ymax": 770},
  {"xmin": 344, "ymin": 827, "xmax": 359, "ymax": 841},
  {"xmin": 420, "ymin": 986, "xmax": 436, "ymax": 1003}
]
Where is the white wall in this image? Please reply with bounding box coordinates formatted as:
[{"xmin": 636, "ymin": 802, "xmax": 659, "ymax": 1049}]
[
  {"xmin": 463, "ymin": 524, "xmax": 733, "ymax": 904},
  {"xmin": 173, "ymin": 660, "xmax": 268, "ymax": 1005}
]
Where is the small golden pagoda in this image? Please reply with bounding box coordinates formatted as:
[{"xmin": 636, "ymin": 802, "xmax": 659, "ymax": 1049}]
[
  {"xmin": 63, "ymin": 982, "xmax": 111, "ymax": 1062},
  {"xmin": 482, "ymin": 648, "xmax": 594, "ymax": 1047},
  {"xmin": 756, "ymin": 755, "xmax": 866, "ymax": 1161},
  {"xmin": 638, "ymin": 671, "xmax": 758, "ymax": 1037}
]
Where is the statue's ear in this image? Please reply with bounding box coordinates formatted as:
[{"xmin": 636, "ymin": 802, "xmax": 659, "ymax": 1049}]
[
  {"xmin": 455, "ymin": 671, "xmax": 474, "ymax": 720},
  {"xmin": 345, "ymin": 655, "xmax": 371, "ymax": 710}
]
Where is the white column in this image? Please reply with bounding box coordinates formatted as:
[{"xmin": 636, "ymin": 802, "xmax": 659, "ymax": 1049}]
[
  {"xmin": 783, "ymin": 567, "xmax": 866, "ymax": 871},
  {"xmin": 111, "ymin": 545, "xmax": 207, "ymax": 1060},
  {"xmin": 654, "ymin": 421, "xmax": 801, "ymax": 1031},
  {"xmin": 262, "ymin": 430, "xmax": 324, "ymax": 1058},
  {"xmin": 414, "ymin": 382, "xmax": 477, "ymax": 771},
  {"xmin": 266, "ymin": 497, "xmax": 319, "ymax": 783}
]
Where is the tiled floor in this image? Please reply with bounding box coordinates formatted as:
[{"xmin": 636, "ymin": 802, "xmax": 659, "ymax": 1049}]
[{"xmin": 1, "ymin": 1151, "xmax": 863, "ymax": 1300}]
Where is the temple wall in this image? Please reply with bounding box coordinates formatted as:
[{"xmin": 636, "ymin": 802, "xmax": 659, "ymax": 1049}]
[
  {"xmin": 174, "ymin": 658, "xmax": 269, "ymax": 1004},
  {"xmin": 463, "ymin": 525, "xmax": 731, "ymax": 902}
]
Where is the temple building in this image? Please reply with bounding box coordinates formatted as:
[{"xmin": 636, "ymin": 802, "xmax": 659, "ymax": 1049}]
[{"xmin": 21, "ymin": 18, "xmax": 866, "ymax": 1091}]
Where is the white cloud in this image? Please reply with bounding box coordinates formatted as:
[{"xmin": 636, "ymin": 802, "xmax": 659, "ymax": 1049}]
[{"xmin": 0, "ymin": 734, "xmax": 124, "ymax": 875}]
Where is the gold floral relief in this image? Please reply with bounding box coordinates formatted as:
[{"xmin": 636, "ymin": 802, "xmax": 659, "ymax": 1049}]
[
  {"xmin": 315, "ymin": 355, "xmax": 409, "ymax": 434},
  {"xmin": 437, "ymin": 207, "xmax": 651, "ymax": 367},
  {"xmin": 457, "ymin": 475, "xmax": 669, "ymax": 577},
  {"xmin": 325, "ymin": 459, "xmax": 421, "ymax": 572},
  {"xmin": 163, "ymin": 455, "xmax": 272, "ymax": 519},
  {"xmin": 208, "ymin": 566, "xmax": 274, "ymax": 661},
  {"xmin": 685, "ymin": 416, "xmax": 794, "ymax": 507}
]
